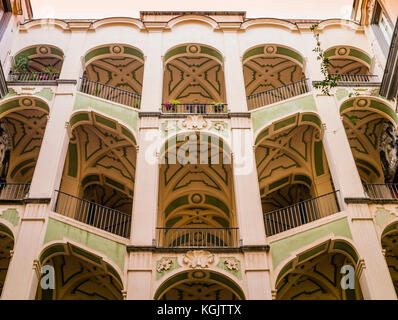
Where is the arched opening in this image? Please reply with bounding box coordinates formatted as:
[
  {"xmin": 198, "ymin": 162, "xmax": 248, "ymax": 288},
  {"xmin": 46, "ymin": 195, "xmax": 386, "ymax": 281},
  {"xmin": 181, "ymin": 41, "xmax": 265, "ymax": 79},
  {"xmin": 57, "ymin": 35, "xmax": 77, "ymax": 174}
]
[
  {"xmin": 157, "ymin": 132, "xmax": 238, "ymax": 248},
  {"xmin": 154, "ymin": 270, "xmax": 245, "ymax": 300},
  {"xmin": 324, "ymin": 46, "xmax": 374, "ymax": 82},
  {"xmin": 11, "ymin": 45, "xmax": 64, "ymax": 81},
  {"xmin": 340, "ymin": 97, "xmax": 398, "ymax": 198},
  {"xmin": 54, "ymin": 111, "xmax": 137, "ymax": 238},
  {"xmin": 36, "ymin": 243, "xmax": 123, "ymax": 300},
  {"xmin": 255, "ymin": 113, "xmax": 339, "ymax": 236},
  {"xmin": 81, "ymin": 44, "xmax": 144, "ymax": 108},
  {"xmin": 381, "ymin": 222, "xmax": 398, "ymax": 294},
  {"xmin": 275, "ymin": 240, "xmax": 363, "ymax": 300},
  {"xmin": 242, "ymin": 44, "xmax": 308, "ymax": 110},
  {"xmin": 0, "ymin": 223, "xmax": 14, "ymax": 297},
  {"xmin": 0, "ymin": 96, "xmax": 49, "ymax": 200},
  {"xmin": 162, "ymin": 44, "xmax": 227, "ymax": 114}
]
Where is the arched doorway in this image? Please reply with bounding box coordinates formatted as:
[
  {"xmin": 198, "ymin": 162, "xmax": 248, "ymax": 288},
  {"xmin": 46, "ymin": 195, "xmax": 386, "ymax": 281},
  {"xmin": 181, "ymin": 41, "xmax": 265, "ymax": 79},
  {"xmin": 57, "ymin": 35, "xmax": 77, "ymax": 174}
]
[
  {"xmin": 54, "ymin": 111, "xmax": 137, "ymax": 238},
  {"xmin": 154, "ymin": 270, "xmax": 245, "ymax": 300},
  {"xmin": 381, "ymin": 222, "xmax": 398, "ymax": 294},
  {"xmin": 275, "ymin": 240, "xmax": 363, "ymax": 300},
  {"xmin": 157, "ymin": 132, "xmax": 238, "ymax": 248},
  {"xmin": 0, "ymin": 223, "xmax": 14, "ymax": 297},
  {"xmin": 255, "ymin": 113, "xmax": 338, "ymax": 235},
  {"xmin": 36, "ymin": 243, "xmax": 123, "ymax": 300}
]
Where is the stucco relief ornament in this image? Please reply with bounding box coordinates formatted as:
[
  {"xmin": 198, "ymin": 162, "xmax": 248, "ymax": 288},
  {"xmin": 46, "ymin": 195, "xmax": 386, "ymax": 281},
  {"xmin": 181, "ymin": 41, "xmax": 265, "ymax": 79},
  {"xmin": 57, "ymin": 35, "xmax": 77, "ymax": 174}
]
[
  {"xmin": 180, "ymin": 115, "xmax": 208, "ymax": 130},
  {"xmin": 378, "ymin": 121, "xmax": 398, "ymax": 182},
  {"xmin": 183, "ymin": 250, "xmax": 215, "ymax": 269},
  {"xmin": 224, "ymin": 258, "xmax": 239, "ymax": 271},
  {"xmin": 213, "ymin": 122, "xmax": 225, "ymax": 131},
  {"xmin": 157, "ymin": 258, "xmax": 173, "ymax": 273}
]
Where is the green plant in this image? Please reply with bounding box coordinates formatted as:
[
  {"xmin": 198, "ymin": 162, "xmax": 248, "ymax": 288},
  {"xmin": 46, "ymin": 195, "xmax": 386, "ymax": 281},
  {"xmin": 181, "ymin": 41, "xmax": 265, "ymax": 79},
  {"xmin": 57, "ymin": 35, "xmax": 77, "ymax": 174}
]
[
  {"xmin": 310, "ymin": 24, "xmax": 340, "ymax": 95},
  {"xmin": 170, "ymin": 99, "xmax": 181, "ymax": 105},
  {"xmin": 42, "ymin": 66, "xmax": 60, "ymax": 74},
  {"xmin": 13, "ymin": 53, "xmax": 31, "ymax": 73}
]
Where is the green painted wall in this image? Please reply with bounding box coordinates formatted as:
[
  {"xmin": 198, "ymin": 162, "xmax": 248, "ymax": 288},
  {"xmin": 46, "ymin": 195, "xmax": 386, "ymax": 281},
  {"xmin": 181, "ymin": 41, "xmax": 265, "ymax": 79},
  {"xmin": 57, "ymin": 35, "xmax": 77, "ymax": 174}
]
[
  {"xmin": 43, "ymin": 218, "xmax": 126, "ymax": 269},
  {"xmin": 74, "ymin": 93, "xmax": 138, "ymax": 132},
  {"xmin": 0, "ymin": 209, "xmax": 19, "ymax": 227},
  {"xmin": 252, "ymin": 94, "xmax": 317, "ymax": 133},
  {"xmin": 270, "ymin": 217, "xmax": 352, "ymax": 269}
]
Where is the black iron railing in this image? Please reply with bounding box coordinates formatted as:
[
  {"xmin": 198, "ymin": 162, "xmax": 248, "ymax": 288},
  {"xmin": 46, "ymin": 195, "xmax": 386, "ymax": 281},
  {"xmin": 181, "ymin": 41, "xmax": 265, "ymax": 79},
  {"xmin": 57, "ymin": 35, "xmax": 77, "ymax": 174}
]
[
  {"xmin": 364, "ymin": 183, "xmax": 398, "ymax": 199},
  {"xmin": 247, "ymin": 78, "xmax": 310, "ymax": 110},
  {"xmin": 9, "ymin": 72, "xmax": 60, "ymax": 81},
  {"xmin": 0, "ymin": 183, "xmax": 30, "ymax": 200},
  {"xmin": 264, "ymin": 190, "xmax": 341, "ymax": 236},
  {"xmin": 155, "ymin": 227, "xmax": 239, "ymax": 248},
  {"xmin": 161, "ymin": 103, "xmax": 228, "ymax": 114},
  {"xmin": 79, "ymin": 77, "xmax": 141, "ymax": 109},
  {"xmin": 330, "ymin": 74, "xmax": 378, "ymax": 83},
  {"xmin": 53, "ymin": 190, "xmax": 131, "ymax": 238}
]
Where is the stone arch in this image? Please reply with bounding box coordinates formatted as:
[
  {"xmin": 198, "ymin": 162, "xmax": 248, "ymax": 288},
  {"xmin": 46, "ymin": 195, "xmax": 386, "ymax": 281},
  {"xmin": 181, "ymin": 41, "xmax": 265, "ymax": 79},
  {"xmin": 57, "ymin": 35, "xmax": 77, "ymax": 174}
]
[
  {"xmin": 242, "ymin": 44, "xmax": 306, "ymax": 99},
  {"xmin": 166, "ymin": 15, "xmax": 219, "ymax": 30},
  {"xmin": 274, "ymin": 237, "xmax": 363, "ymax": 300},
  {"xmin": 83, "ymin": 43, "xmax": 145, "ymax": 97},
  {"xmin": 13, "ymin": 44, "xmax": 65, "ymax": 74},
  {"xmin": 380, "ymin": 221, "xmax": 398, "ymax": 294},
  {"xmin": 340, "ymin": 96, "xmax": 398, "ymax": 184},
  {"xmin": 36, "ymin": 241, "xmax": 124, "ymax": 300},
  {"xmin": 157, "ymin": 131, "xmax": 237, "ymax": 248},
  {"xmin": 154, "ymin": 269, "xmax": 245, "ymax": 300},
  {"xmin": 162, "ymin": 43, "xmax": 226, "ymax": 104},
  {"xmin": 0, "ymin": 221, "xmax": 14, "ymax": 297},
  {"xmin": 0, "ymin": 96, "xmax": 50, "ymax": 186},
  {"xmin": 324, "ymin": 45, "xmax": 372, "ymax": 75}
]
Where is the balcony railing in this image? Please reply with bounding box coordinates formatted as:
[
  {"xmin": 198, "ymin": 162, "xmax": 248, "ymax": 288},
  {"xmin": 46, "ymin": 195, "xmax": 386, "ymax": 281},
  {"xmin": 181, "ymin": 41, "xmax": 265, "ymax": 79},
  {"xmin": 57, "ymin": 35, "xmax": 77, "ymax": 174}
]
[
  {"xmin": 161, "ymin": 103, "xmax": 228, "ymax": 114},
  {"xmin": 330, "ymin": 74, "xmax": 378, "ymax": 83},
  {"xmin": 264, "ymin": 190, "xmax": 341, "ymax": 236},
  {"xmin": 53, "ymin": 190, "xmax": 131, "ymax": 238},
  {"xmin": 155, "ymin": 227, "xmax": 240, "ymax": 248},
  {"xmin": 9, "ymin": 72, "xmax": 60, "ymax": 82},
  {"xmin": 364, "ymin": 183, "xmax": 398, "ymax": 200},
  {"xmin": 247, "ymin": 78, "xmax": 310, "ymax": 111},
  {"xmin": 79, "ymin": 77, "xmax": 141, "ymax": 109},
  {"xmin": 0, "ymin": 183, "xmax": 30, "ymax": 201}
]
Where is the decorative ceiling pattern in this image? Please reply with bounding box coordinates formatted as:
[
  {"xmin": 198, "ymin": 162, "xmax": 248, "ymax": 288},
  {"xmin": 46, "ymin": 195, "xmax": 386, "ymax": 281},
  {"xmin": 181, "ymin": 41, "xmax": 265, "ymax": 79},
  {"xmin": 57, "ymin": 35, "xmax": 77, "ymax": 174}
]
[
  {"xmin": 159, "ymin": 133, "xmax": 235, "ymax": 231},
  {"xmin": 14, "ymin": 45, "xmax": 64, "ymax": 73},
  {"xmin": 39, "ymin": 254, "xmax": 122, "ymax": 300},
  {"xmin": 325, "ymin": 46, "xmax": 371, "ymax": 75},
  {"xmin": 62, "ymin": 121, "xmax": 136, "ymax": 213},
  {"xmin": 243, "ymin": 56, "xmax": 304, "ymax": 96},
  {"xmin": 277, "ymin": 252, "xmax": 361, "ymax": 300},
  {"xmin": 2, "ymin": 108, "xmax": 48, "ymax": 183},
  {"xmin": 163, "ymin": 44, "xmax": 226, "ymax": 103},
  {"xmin": 382, "ymin": 230, "xmax": 398, "ymax": 295},
  {"xmin": 0, "ymin": 233, "xmax": 13, "ymax": 296}
]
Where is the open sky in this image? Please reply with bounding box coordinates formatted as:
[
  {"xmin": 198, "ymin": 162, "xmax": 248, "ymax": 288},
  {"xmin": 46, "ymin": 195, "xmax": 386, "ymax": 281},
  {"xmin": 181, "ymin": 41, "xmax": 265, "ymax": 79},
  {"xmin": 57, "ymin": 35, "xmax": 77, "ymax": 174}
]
[{"xmin": 30, "ymin": 0, "xmax": 355, "ymax": 20}]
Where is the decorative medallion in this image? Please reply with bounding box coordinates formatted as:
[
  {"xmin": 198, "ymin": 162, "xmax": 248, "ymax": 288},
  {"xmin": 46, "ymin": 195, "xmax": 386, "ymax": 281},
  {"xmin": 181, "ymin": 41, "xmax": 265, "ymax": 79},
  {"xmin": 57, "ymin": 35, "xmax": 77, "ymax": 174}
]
[
  {"xmin": 38, "ymin": 46, "xmax": 49, "ymax": 55},
  {"xmin": 217, "ymin": 257, "xmax": 242, "ymax": 279},
  {"xmin": 156, "ymin": 257, "xmax": 180, "ymax": 280},
  {"xmin": 355, "ymin": 98, "xmax": 369, "ymax": 108},
  {"xmin": 224, "ymin": 258, "xmax": 239, "ymax": 271},
  {"xmin": 157, "ymin": 258, "xmax": 173, "ymax": 273},
  {"xmin": 187, "ymin": 45, "xmax": 200, "ymax": 55},
  {"xmin": 337, "ymin": 47, "xmax": 348, "ymax": 56},
  {"xmin": 190, "ymin": 193, "xmax": 203, "ymax": 204},
  {"xmin": 21, "ymin": 98, "xmax": 33, "ymax": 107},
  {"xmin": 112, "ymin": 46, "xmax": 122, "ymax": 54},
  {"xmin": 183, "ymin": 250, "xmax": 215, "ymax": 269},
  {"xmin": 264, "ymin": 46, "xmax": 276, "ymax": 55},
  {"xmin": 180, "ymin": 115, "xmax": 208, "ymax": 130}
]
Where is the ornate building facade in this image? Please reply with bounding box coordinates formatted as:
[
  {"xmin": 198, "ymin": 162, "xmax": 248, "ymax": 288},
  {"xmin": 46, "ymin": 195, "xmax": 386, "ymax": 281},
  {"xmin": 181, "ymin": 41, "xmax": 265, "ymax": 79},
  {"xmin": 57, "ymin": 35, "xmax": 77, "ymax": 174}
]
[{"xmin": 0, "ymin": 0, "xmax": 397, "ymax": 300}]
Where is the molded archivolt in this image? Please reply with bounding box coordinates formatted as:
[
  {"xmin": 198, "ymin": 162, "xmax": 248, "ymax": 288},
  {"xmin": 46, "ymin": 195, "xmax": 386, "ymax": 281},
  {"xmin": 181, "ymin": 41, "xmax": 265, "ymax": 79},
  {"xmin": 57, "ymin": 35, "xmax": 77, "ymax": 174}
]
[
  {"xmin": 158, "ymin": 132, "xmax": 236, "ymax": 246},
  {"xmin": 254, "ymin": 112, "xmax": 332, "ymax": 213},
  {"xmin": 324, "ymin": 46, "xmax": 372, "ymax": 75},
  {"xmin": 275, "ymin": 238, "xmax": 363, "ymax": 300},
  {"xmin": 154, "ymin": 270, "xmax": 245, "ymax": 300},
  {"xmin": 13, "ymin": 44, "xmax": 65, "ymax": 73},
  {"xmin": 60, "ymin": 110, "xmax": 137, "ymax": 216},
  {"xmin": 242, "ymin": 44, "xmax": 306, "ymax": 97},
  {"xmin": 162, "ymin": 43, "xmax": 226, "ymax": 104},
  {"xmin": 0, "ymin": 223, "xmax": 14, "ymax": 297},
  {"xmin": 340, "ymin": 96, "xmax": 398, "ymax": 184},
  {"xmin": 36, "ymin": 242, "xmax": 124, "ymax": 300},
  {"xmin": 83, "ymin": 44, "xmax": 145, "ymax": 96},
  {"xmin": 0, "ymin": 96, "xmax": 49, "ymax": 184},
  {"xmin": 381, "ymin": 222, "xmax": 398, "ymax": 295}
]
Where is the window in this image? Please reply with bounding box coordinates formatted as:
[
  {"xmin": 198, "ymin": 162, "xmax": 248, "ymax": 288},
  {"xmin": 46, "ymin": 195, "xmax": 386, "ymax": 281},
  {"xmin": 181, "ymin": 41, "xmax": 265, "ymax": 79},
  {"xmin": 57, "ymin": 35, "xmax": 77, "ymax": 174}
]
[{"xmin": 371, "ymin": 1, "xmax": 394, "ymax": 55}]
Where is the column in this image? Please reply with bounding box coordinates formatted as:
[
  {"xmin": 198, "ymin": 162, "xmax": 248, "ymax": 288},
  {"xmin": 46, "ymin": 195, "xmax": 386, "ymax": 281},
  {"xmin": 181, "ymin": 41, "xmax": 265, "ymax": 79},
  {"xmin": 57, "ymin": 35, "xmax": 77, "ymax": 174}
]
[
  {"xmin": 222, "ymin": 30, "xmax": 248, "ymax": 113},
  {"xmin": 315, "ymin": 94, "xmax": 366, "ymax": 200},
  {"xmin": 28, "ymin": 31, "xmax": 87, "ymax": 199},
  {"xmin": 130, "ymin": 117, "xmax": 160, "ymax": 246},
  {"xmin": 348, "ymin": 204, "xmax": 397, "ymax": 299},
  {"xmin": 231, "ymin": 117, "xmax": 267, "ymax": 245},
  {"xmin": 1, "ymin": 204, "xmax": 47, "ymax": 299},
  {"xmin": 140, "ymin": 31, "xmax": 163, "ymax": 112}
]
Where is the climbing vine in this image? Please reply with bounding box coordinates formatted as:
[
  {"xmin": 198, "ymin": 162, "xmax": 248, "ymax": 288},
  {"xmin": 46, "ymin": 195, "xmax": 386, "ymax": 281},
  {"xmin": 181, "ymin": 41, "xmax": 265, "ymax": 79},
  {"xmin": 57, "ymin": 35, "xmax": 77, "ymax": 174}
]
[{"xmin": 310, "ymin": 24, "xmax": 340, "ymax": 95}]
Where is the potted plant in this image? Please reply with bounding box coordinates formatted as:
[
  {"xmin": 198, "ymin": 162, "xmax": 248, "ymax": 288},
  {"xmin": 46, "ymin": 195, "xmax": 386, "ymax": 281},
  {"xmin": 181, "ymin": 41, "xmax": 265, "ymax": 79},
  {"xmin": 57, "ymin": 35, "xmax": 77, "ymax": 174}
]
[
  {"xmin": 42, "ymin": 66, "xmax": 60, "ymax": 80},
  {"xmin": 168, "ymin": 99, "xmax": 180, "ymax": 112},
  {"xmin": 212, "ymin": 101, "xmax": 225, "ymax": 113},
  {"xmin": 12, "ymin": 53, "xmax": 31, "ymax": 80}
]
